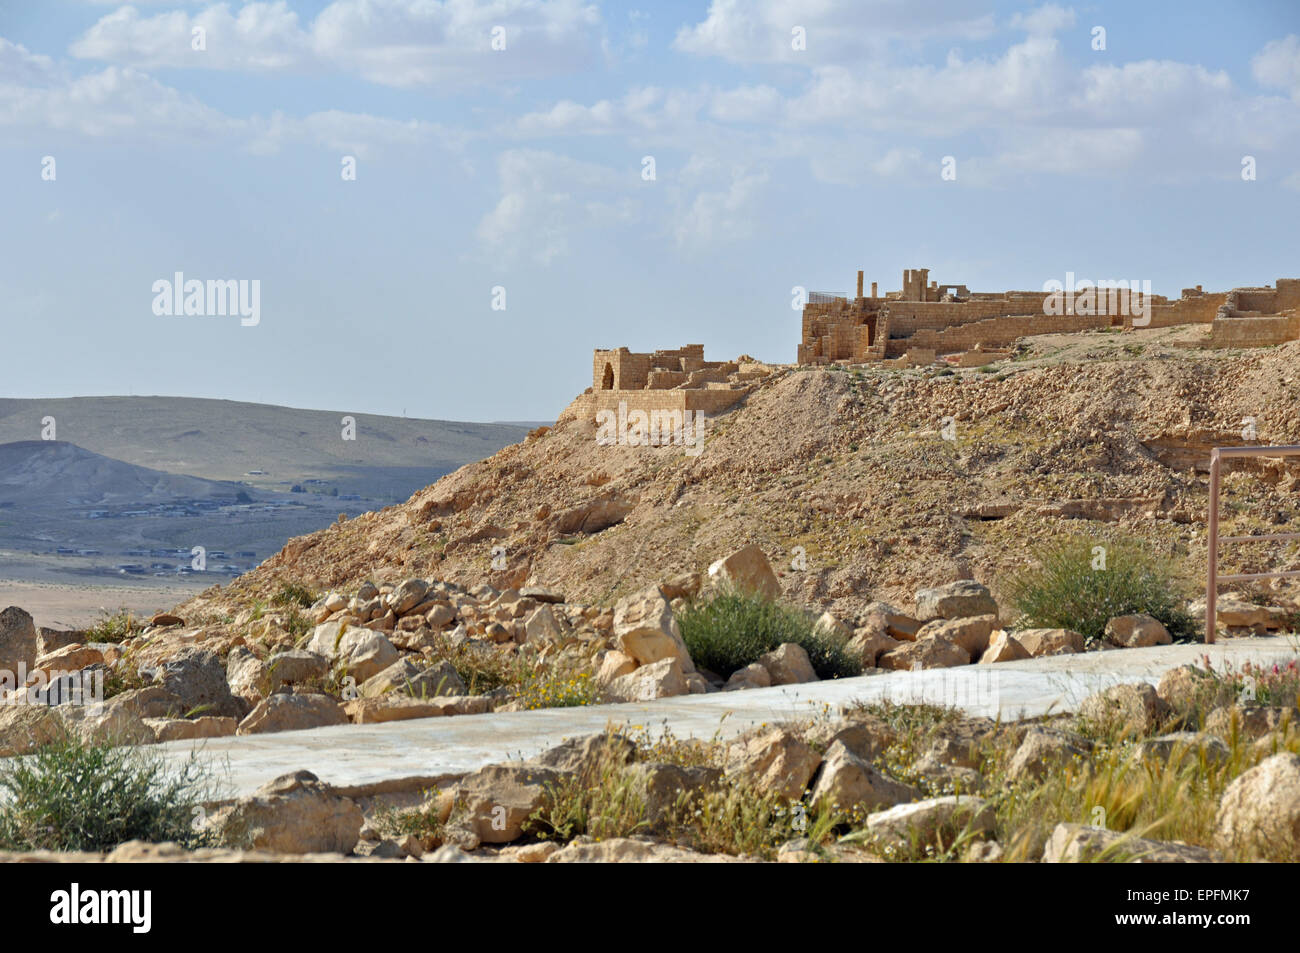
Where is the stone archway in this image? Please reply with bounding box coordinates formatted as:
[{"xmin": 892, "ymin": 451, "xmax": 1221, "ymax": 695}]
[{"xmin": 601, "ymin": 363, "xmax": 614, "ymax": 389}]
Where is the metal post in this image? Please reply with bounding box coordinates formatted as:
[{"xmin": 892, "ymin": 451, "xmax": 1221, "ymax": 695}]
[{"xmin": 1206, "ymin": 449, "xmax": 1220, "ymax": 644}]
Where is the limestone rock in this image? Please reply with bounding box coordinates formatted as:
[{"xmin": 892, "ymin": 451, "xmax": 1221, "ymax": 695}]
[
  {"xmin": 306, "ymin": 622, "xmax": 400, "ymax": 683},
  {"xmin": 914, "ymin": 581, "xmax": 998, "ymax": 622},
  {"xmin": 453, "ymin": 763, "xmax": 562, "ymax": 843},
  {"xmin": 916, "ymin": 614, "xmax": 997, "ymax": 658},
  {"xmin": 1104, "ymin": 614, "xmax": 1172, "ymax": 648},
  {"xmin": 707, "ymin": 544, "xmax": 781, "ymax": 600},
  {"xmin": 878, "ymin": 635, "xmax": 969, "ymax": 670},
  {"xmin": 979, "ymin": 630, "xmax": 1030, "ymax": 663},
  {"xmin": 865, "ymin": 795, "xmax": 995, "ymax": 850},
  {"xmin": 757, "ymin": 642, "xmax": 818, "ymax": 685},
  {"xmin": 386, "ymin": 578, "xmax": 430, "ymax": 615},
  {"xmin": 1205, "ymin": 704, "xmax": 1294, "ymax": 742},
  {"xmin": 1045, "ymin": 823, "xmax": 1216, "ymax": 863},
  {"xmin": 0, "ymin": 607, "xmax": 38, "ymax": 682},
  {"xmin": 265, "ymin": 649, "xmax": 330, "ymax": 687},
  {"xmin": 237, "ymin": 693, "xmax": 347, "ymax": 735},
  {"xmin": 1014, "ymin": 628, "xmax": 1084, "ymax": 657},
  {"xmin": 146, "ymin": 716, "xmax": 238, "ymax": 743},
  {"xmin": 725, "ymin": 728, "xmax": 822, "ymax": 800},
  {"xmin": 848, "ymin": 627, "xmax": 901, "ymax": 667},
  {"xmin": 605, "ymin": 657, "xmax": 689, "ymax": 702},
  {"xmin": 216, "ymin": 770, "xmax": 363, "ymax": 854},
  {"xmin": 1215, "ymin": 753, "xmax": 1300, "ymax": 858},
  {"xmin": 595, "ymin": 650, "xmax": 636, "ymax": 685},
  {"xmin": 1078, "ymin": 682, "xmax": 1171, "ymax": 738},
  {"xmin": 1135, "ymin": 732, "xmax": 1229, "ymax": 766},
  {"xmin": 523, "ymin": 604, "xmax": 568, "ymax": 644},
  {"xmin": 546, "ymin": 836, "xmax": 742, "ymax": 863},
  {"xmin": 613, "ymin": 588, "xmax": 694, "ymax": 673},
  {"xmin": 809, "ymin": 740, "xmax": 920, "ymax": 812},
  {"xmin": 0, "ymin": 704, "xmax": 65, "ymax": 756}
]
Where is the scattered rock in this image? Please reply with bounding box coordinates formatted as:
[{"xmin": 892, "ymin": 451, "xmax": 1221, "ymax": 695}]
[
  {"xmin": 1013, "ymin": 628, "xmax": 1084, "ymax": 657},
  {"xmin": 0, "ymin": 607, "xmax": 38, "ymax": 682},
  {"xmin": 613, "ymin": 588, "xmax": 694, "ymax": 673},
  {"xmin": 878, "ymin": 635, "xmax": 970, "ymax": 670},
  {"xmin": 147, "ymin": 716, "xmax": 238, "ymax": 743},
  {"xmin": 0, "ymin": 704, "xmax": 65, "ymax": 756},
  {"xmin": 1215, "ymin": 753, "xmax": 1300, "ymax": 858},
  {"xmin": 1205, "ymin": 704, "xmax": 1294, "ymax": 742},
  {"xmin": 1104, "ymin": 614, "xmax": 1172, "ymax": 648},
  {"xmin": 1135, "ymin": 732, "xmax": 1229, "ymax": 766},
  {"xmin": 809, "ymin": 740, "xmax": 920, "ymax": 812},
  {"xmin": 1078, "ymin": 682, "xmax": 1172, "ymax": 738},
  {"xmin": 916, "ymin": 614, "xmax": 996, "ymax": 658},
  {"xmin": 139, "ymin": 647, "xmax": 243, "ymax": 719},
  {"xmin": 979, "ymin": 630, "xmax": 1030, "ymax": 663},
  {"xmin": 757, "ymin": 642, "xmax": 818, "ymax": 685},
  {"xmin": 725, "ymin": 727, "xmax": 822, "ymax": 800},
  {"xmin": 344, "ymin": 694, "xmax": 490, "ymax": 724},
  {"xmin": 605, "ymin": 657, "xmax": 689, "ymax": 702},
  {"xmin": 707, "ymin": 544, "xmax": 781, "ymax": 600},
  {"xmin": 723, "ymin": 662, "xmax": 771, "ymax": 691},
  {"xmin": 546, "ymin": 836, "xmax": 741, "ymax": 863},
  {"xmin": 238, "ymin": 693, "xmax": 347, "ymax": 735},
  {"xmin": 864, "ymin": 795, "xmax": 995, "ymax": 851},
  {"xmin": 215, "ymin": 770, "xmax": 363, "ymax": 854},
  {"xmin": 452, "ymin": 763, "xmax": 562, "ymax": 843},
  {"xmin": 1007, "ymin": 728, "xmax": 1090, "ymax": 782},
  {"xmin": 1044, "ymin": 823, "xmax": 1216, "ymax": 863},
  {"xmin": 914, "ymin": 581, "xmax": 997, "ymax": 623},
  {"xmin": 848, "ymin": 627, "xmax": 901, "ymax": 667}
]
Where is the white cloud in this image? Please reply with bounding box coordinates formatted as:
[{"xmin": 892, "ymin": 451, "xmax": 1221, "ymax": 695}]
[
  {"xmin": 1252, "ymin": 34, "xmax": 1300, "ymax": 101},
  {"xmin": 476, "ymin": 149, "xmax": 638, "ymax": 264},
  {"xmin": 70, "ymin": 0, "xmax": 604, "ymax": 87},
  {"xmin": 674, "ymin": 0, "xmax": 996, "ymax": 65}
]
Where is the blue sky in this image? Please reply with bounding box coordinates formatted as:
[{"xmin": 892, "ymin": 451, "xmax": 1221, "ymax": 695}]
[{"xmin": 1, "ymin": 0, "xmax": 1298, "ymax": 421}]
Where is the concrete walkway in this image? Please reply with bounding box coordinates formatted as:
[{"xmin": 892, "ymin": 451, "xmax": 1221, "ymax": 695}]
[{"xmin": 159, "ymin": 637, "xmax": 1299, "ymax": 800}]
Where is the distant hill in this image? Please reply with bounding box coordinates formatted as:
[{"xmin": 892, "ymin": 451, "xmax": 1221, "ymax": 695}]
[
  {"xmin": 0, "ymin": 441, "xmax": 259, "ymax": 506},
  {"xmin": 0, "ymin": 396, "xmax": 539, "ymax": 496}
]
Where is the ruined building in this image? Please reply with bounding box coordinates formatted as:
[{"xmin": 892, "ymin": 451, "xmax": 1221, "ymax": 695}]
[
  {"xmin": 573, "ymin": 345, "xmax": 772, "ymax": 421},
  {"xmin": 798, "ymin": 268, "xmax": 1300, "ymax": 366}
]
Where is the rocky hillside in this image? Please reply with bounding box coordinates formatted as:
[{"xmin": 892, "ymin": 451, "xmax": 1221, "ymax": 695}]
[{"xmin": 181, "ymin": 327, "xmax": 1300, "ymax": 626}]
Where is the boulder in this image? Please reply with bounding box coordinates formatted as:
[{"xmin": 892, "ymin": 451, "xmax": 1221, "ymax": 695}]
[
  {"xmin": 594, "ymin": 650, "xmax": 636, "ymax": 685},
  {"xmin": 226, "ymin": 647, "xmax": 270, "ymax": 700},
  {"xmin": 707, "ymin": 544, "xmax": 781, "ymax": 600},
  {"xmin": 31, "ymin": 643, "xmax": 104, "ymax": 678},
  {"xmin": 659, "ymin": 573, "xmax": 702, "ymax": 601},
  {"xmin": 361, "ymin": 658, "xmax": 464, "ymax": 698},
  {"xmin": 1104, "ymin": 614, "xmax": 1172, "ymax": 648},
  {"xmin": 37, "ymin": 627, "xmax": 84, "ymax": 656},
  {"xmin": 520, "ymin": 586, "xmax": 565, "ymax": 604},
  {"xmin": 0, "ymin": 607, "xmax": 39, "ymax": 681},
  {"xmin": 914, "ymin": 581, "xmax": 998, "ymax": 623},
  {"xmin": 916, "ymin": 614, "xmax": 997, "ymax": 658},
  {"xmin": 529, "ymin": 732, "xmax": 636, "ymax": 778},
  {"xmin": 865, "ymin": 796, "xmax": 995, "ymax": 851},
  {"xmin": 757, "ymin": 643, "xmax": 818, "ymax": 685},
  {"xmin": 724, "ymin": 728, "xmax": 821, "ymax": 800},
  {"xmin": 723, "ymin": 662, "xmax": 771, "ymax": 691},
  {"xmin": 386, "ymin": 578, "xmax": 430, "ymax": 615},
  {"xmin": 613, "ymin": 588, "xmax": 694, "ymax": 672},
  {"xmin": 1078, "ymin": 682, "xmax": 1172, "ymax": 738},
  {"xmin": 425, "ymin": 604, "xmax": 457, "ymax": 629},
  {"xmin": 1135, "ymin": 732, "xmax": 1230, "ymax": 766},
  {"xmin": 523, "ymin": 604, "xmax": 568, "ymax": 644},
  {"xmin": 979, "ymin": 630, "xmax": 1030, "ymax": 663},
  {"xmin": 814, "ymin": 612, "xmax": 852, "ymax": 640},
  {"xmin": 1007, "ymin": 728, "xmax": 1090, "ymax": 782},
  {"xmin": 1215, "ymin": 753, "xmax": 1300, "ymax": 858},
  {"xmin": 216, "ymin": 770, "xmax": 363, "ymax": 854},
  {"xmin": 809, "ymin": 740, "xmax": 920, "ymax": 812},
  {"xmin": 626, "ymin": 763, "xmax": 722, "ymax": 829},
  {"xmin": 878, "ymin": 635, "xmax": 970, "ymax": 670},
  {"xmin": 1205, "ymin": 704, "xmax": 1293, "ymax": 742},
  {"xmin": 604, "ymin": 657, "xmax": 689, "ymax": 702},
  {"xmin": 306, "ymin": 622, "xmax": 400, "ymax": 683},
  {"xmin": 1014, "ymin": 628, "xmax": 1084, "ymax": 657},
  {"xmin": 0, "ymin": 704, "xmax": 65, "ymax": 756},
  {"xmin": 146, "ymin": 716, "xmax": 238, "ymax": 743},
  {"xmin": 237, "ymin": 693, "xmax": 347, "ymax": 735},
  {"xmin": 260, "ymin": 649, "xmax": 329, "ymax": 687},
  {"xmin": 1044, "ymin": 823, "xmax": 1216, "ymax": 863},
  {"xmin": 848, "ymin": 627, "xmax": 901, "ymax": 667},
  {"xmin": 862, "ymin": 602, "xmax": 924, "ymax": 641},
  {"xmin": 452, "ymin": 763, "xmax": 562, "ymax": 843},
  {"xmin": 139, "ymin": 647, "xmax": 242, "ymax": 719}
]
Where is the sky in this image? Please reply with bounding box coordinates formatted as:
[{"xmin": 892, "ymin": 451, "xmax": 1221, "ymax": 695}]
[{"xmin": 1, "ymin": 0, "xmax": 1298, "ymax": 422}]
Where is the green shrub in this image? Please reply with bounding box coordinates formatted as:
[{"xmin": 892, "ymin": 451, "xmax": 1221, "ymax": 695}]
[
  {"xmin": 1002, "ymin": 536, "xmax": 1198, "ymax": 643},
  {"xmin": 83, "ymin": 609, "xmax": 139, "ymax": 644},
  {"xmin": 271, "ymin": 581, "xmax": 317, "ymax": 609},
  {"xmin": 0, "ymin": 734, "xmax": 218, "ymax": 852},
  {"xmin": 675, "ymin": 588, "xmax": 861, "ymax": 679}
]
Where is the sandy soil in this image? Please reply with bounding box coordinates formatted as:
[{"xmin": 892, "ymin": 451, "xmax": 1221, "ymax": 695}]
[{"xmin": 0, "ymin": 579, "xmax": 210, "ymax": 630}]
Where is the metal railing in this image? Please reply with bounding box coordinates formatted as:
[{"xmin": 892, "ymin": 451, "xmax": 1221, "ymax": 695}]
[
  {"xmin": 1206, "ymin": 444, "xmax": 1300, "ymax": 643},
  {"xmin": 807, "ymin": 291, "xmax": 849, "ymax": 305}
]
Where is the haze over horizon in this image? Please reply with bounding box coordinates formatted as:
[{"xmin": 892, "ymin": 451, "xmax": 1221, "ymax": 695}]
[{"xmin": 3, "ymin": 0, "xmax": 1299, "ymax": 421}]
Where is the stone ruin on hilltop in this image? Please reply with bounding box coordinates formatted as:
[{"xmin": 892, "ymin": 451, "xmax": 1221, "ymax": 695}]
[{"xmin": 799, "ymin": 267, "xmax": 1300, "ymax": 367}]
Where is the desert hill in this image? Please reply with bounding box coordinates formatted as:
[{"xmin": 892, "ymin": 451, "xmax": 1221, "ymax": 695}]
[
  {"xmin": 0, "ymin": 396, "xmax": 538, "ymax": 498},
  {"xmin": 180, "ymin": 325, "xmax": 1300, "ymax": 624}
]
